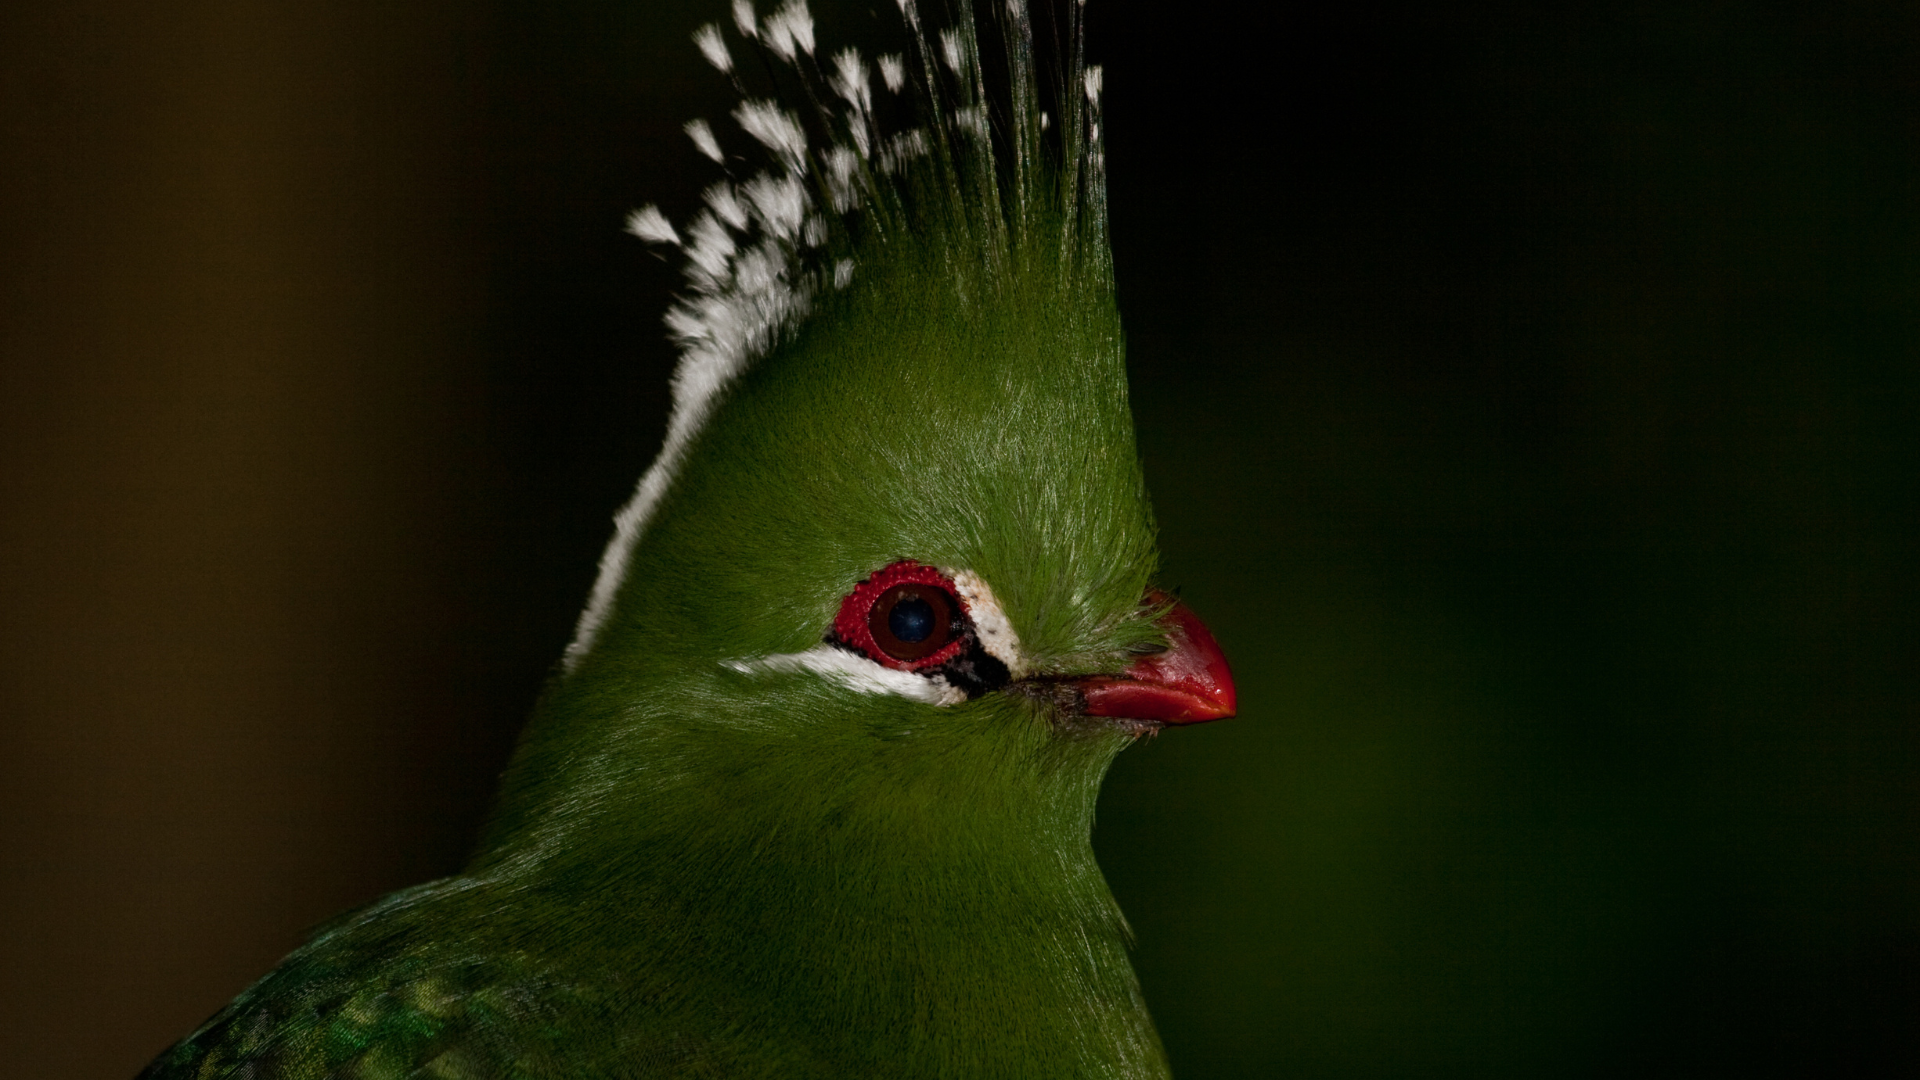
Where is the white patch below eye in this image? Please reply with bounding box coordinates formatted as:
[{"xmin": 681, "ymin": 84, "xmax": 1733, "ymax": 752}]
[
  {"xmin": 726, "ymin": 645, "xmax": 966, "ymax": 706},
  {"xmin": 946, "ymin": 569, "xmax": 1028, "ymax": 678}
]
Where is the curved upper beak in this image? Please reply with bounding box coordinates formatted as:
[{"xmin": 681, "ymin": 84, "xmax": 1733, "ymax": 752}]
[{"xmin": 1075, "ymin": 592, "xmax": 1237, "ymax": 724}]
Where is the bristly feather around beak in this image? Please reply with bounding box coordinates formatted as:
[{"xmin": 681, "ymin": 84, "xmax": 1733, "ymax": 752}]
[{"xmin": 1018, "ymin": 590, "xmax": 1236, "ymax": 730}]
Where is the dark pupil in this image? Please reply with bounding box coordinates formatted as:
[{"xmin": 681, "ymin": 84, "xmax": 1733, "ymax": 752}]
[{"xmin": 888, "ymin": 596, "xmax": 937, "ymax": 644}]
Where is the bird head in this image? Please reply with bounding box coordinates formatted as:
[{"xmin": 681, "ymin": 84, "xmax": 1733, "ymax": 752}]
[
  {"xmin": 135, "ymin": 7, "xmax": 1232, "ymax": 1077},
  {"xmin": 477, "ymin": 0, "xmax": 1233, "ymax": 931}
]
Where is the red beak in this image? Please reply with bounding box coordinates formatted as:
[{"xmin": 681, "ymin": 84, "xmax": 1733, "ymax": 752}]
[{"xmin": 1076, "ymin": 592, "xmax": 1237, "ymax": 724}]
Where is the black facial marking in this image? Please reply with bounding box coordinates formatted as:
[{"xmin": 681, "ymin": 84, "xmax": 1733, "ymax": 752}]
[{"xmin": 934, "ymin": 641, "xmax": 1012, "ymax": 698}]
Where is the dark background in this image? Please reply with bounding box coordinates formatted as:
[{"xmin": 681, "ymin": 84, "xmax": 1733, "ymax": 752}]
[{"xmin": 3, "ymin": 1, "xmax": 1914, "ymax": 1076}]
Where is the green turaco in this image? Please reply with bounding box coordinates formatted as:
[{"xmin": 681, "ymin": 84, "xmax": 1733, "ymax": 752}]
[{"xmin": 140, "ymin": 0, "xmax": 1235, "ymax": 1076}]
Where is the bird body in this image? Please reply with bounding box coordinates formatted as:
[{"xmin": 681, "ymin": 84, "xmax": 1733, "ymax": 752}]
[{"xmin": 142, "ymin": 2, "xmax": 1234, "ymax": 1076}]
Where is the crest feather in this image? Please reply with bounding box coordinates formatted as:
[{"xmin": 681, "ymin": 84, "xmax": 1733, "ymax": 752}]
[{"xmin": 567, "ymin": 0, "xmax": 1112, "ymax": 671}]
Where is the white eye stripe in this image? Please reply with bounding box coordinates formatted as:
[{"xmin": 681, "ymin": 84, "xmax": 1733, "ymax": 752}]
[{"xmin": 726, "ymin": 645, "xmax": 966, "ymax": 706}]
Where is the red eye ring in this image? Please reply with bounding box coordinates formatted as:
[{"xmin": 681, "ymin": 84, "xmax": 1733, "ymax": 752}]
[{"xmin": 831, "ymin": 560, "xmax": 970, "ymax": 671}]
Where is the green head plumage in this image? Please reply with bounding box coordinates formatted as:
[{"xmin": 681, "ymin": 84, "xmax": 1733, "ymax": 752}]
[
  {"xmin": 139, "ymin": 3, "xmax": 1225, "ymax": 1077},
  {"xmin": 475, "ymin": 0, "xmax": 1172, "ymax": 1068}
]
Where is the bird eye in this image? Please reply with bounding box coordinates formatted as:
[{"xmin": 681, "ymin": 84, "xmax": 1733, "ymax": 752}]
[
  {"xmin": 828, "ymin": 560, "xmax": 976, "ymax": 674},
  {"xmin": 868, "ymin": 583, "xmax": 954, "ymax": 662}
]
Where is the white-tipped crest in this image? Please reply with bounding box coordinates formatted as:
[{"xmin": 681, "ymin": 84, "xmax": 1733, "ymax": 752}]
[
  {"xmin": 693, "ymin": 23, "xmax": 733, "ymax": 73},
  {"xmin": 878, "ymin": 128, "xmax": 932, "ymax": 175},
  {"xmin": 685, "ymin": 119, "xmax": 725, "ymax": 164},
  {"xmin": 569, "ymin": 0, "xmax": 1114, "ymax": 670},
  {"xmin": 741, "ymin": 172, "xmax": 808, "ymax": 241},
  {"xmin": 733, "ymin": 100, "xmax": 809, "ymax": 167},
  {"xmin": 763, "ymin": 0, "xmax": 816, "ymax": 61},
  {"xmin": 939, "ymin": 28, "xmax": 966, "ymax": 74},
  {"xmin": 625, "ymin": 205, "xmax": 679, "ymax": 245},
  {"xmin": 684, "ymin": 212, "xmax": 737, "ymax": 288},
  {"xmin": 954, "ymin": 105, "xmax": 988, "ymax": 140},
  {"xmin": 703, "ymin": 181, "xmax": 750, "ymax": 230},
  {"xmin": 828, "ymin": 49, "xmax": 872, "ymax": 116},
  {"xmin": 824, "ymin": 145, "xmax": 860, "ymax": 211}
]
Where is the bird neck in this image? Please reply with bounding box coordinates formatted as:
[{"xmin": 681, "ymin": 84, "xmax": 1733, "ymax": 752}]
[{"xmin": 476, "ymin": 684, "xmax": 1166, "ymax": 1074}]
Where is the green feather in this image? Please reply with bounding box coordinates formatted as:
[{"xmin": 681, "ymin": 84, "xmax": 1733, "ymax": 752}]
[{"xmin": 143, "ymin": 1, "xmax": 1182, "ymax": 1076}]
